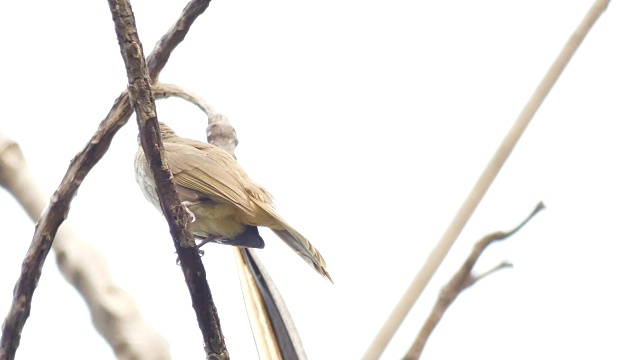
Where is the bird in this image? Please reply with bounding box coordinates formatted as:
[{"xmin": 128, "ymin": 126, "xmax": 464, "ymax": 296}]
[{"xmin": 134, "ymin": 122, "xmax": 332, "ymax": 282}]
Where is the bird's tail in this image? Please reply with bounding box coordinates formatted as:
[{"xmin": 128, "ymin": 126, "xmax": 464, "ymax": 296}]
[{"xmin": 254, "ymin": 203, "xmax": 332, "ymax": 283}]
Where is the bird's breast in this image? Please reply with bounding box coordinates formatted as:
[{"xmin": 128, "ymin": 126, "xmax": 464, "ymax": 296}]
[{"xmin": 134, "ymin": 149, "xmax": 162, "ymax": 211}]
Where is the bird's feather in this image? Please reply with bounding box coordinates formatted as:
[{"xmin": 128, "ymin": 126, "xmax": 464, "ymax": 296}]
[
  {"xmin": 199, "ymin": 226, "xmax": 265, "ymax": 249},
  {"xmin": 254, "ymin": 201, "xmax": 333, "ymax": 282},
  {"xmin": 164, "ymin": 142, "xmax": 256, "ymax": 216}
]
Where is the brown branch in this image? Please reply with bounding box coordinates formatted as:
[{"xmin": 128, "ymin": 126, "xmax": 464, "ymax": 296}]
[
  {"xmin": 146, "ymin": 2, "xmax": 211, "ymax": 83},
  {"xmin": 108, "ymin": 1, "xmax": 227, "ymax": 359},
  {"xmin": 465, "ymin": 261, "xmax": 513, "ymax": 288},
  {"xmin": 0, "ymin": 1, "xmax": 210, "ymax": 359},
  {"xmin": 363, "ymin": 1, "xmax": 610, "ymax": 357},
  {"xmin": 402, "ymin": 202, "xmax": 545, "ymax": 360},
  {"xmin": 0, "ymin": 131, "xmax": 171, "ymax": 359}
]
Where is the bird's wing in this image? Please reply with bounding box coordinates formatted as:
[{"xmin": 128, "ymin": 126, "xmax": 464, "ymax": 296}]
[
  {"xmin": 254, "ymin": 201, "xmax": 333, "ymax": 282},
  {"xmin": 164, "ymin": 141, "xmax": 255, "ymax": 216}
]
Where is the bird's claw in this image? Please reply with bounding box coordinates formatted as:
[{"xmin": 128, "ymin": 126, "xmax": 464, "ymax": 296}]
[
  {"xmin": 181, "ymin": 201, "xmax": 196, "ymax": 222},
  {"xmin": 175, "ymin": 248, "xmax": 206, "ymax": 264},
  {"xmin": 174, "ymin": 236, "xmax": 225, "ymax": 264}
]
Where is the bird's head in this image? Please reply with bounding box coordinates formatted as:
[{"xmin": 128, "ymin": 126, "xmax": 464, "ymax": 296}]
[{"xmin": 158, "ymin": 122, "xmax": 177, "ymax": 139}]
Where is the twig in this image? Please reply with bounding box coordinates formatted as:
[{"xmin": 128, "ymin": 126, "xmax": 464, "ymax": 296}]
[
  {"xmin": 362, "ymin": 1, "xmax": 610, "ymax": 357},
  {"xmin": 0, "ymin": 1, "xmax": 211, "ymax": 359},
  {"xmin": 0, "ymin": 131, "xmax": 170, "ymax": 359},
  {"xmin": 466, "ymin": 261, "xmax": 513, "ymax": 288},
  {"xmin": 108, "ymin": 1, "xmax": 227, "ymax": 359},
  {"xmin": 402, "ymin": 202, "xmax": 545, "ymax": 360}
]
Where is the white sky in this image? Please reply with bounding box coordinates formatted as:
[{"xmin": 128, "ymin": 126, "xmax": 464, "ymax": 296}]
[{"xmin": 1, "ymin": 0, "xmax": 639, "ymax": 359}]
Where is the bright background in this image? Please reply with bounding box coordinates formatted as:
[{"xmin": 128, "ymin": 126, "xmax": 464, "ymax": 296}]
[{"xmin": 1, "ymin": 1, "xmax": 639, "ymax": 359}]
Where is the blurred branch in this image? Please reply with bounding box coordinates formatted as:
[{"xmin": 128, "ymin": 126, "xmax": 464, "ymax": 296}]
[
  {"xmin": 234, "ymin": 248, "xmax": 309, "ymax": 360},
  {"xmin": 235, "ymin": 250, "xmax": 284, "ymax": 360},
  {"xmin": 0, "ymin": 1, "xmax": 210, "ymax": 359},
  {"xmin": 0, "ymin": 132, "xmax": 170, "ymax": 359},
  {"xmin": 402, "ymin": 202, "xmax": 545, "ymax": 360},
  {"xmin": 363, "ymin": 1, "xmax": 610, "ymax": 357},
  {"xmin": 154, "ymin": 82, "xmax": 309, "ymax": 359},
  {"xmin": 108, "ymin": 1, "xmax": 227, "ymax": 359}
]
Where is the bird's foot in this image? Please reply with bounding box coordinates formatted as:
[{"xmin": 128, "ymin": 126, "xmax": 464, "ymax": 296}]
[
  {"xmin": 197, "ymin": 235, "xmax": 227, "ymax": 249},
  {"xmin": 180, "ymin": 201, "xmax": 196, "ymax": 222},
  {"xmin": 175, "ymin": 236, "xmax": 216, "ymax": 264},
  {"xmin": 174, "ymin": 248, "xmax": 207, "ymax": 265}
]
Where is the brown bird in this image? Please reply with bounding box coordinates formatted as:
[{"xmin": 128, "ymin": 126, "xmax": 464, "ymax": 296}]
[{"xmin": 135, "ymin": 122, "xmax": 331, "ymax": 282}]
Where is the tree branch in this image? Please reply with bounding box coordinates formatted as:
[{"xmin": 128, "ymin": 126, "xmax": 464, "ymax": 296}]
[
  {"xmin": 402, "ymin": 202, "xmax": 545, "ymax": 360},
  {"xmin": 0, "ymin": 1, "xmax": 211, "ymax": 359},
  {"xmin": 108, "ymin": 1, "xmax": 227, "ymax": 359},
  {"xmin": 147, "ymin": 2, "xmax": 211, "ymax": 83},
  {"xmin": 363, "ymin": 1, "xmax": 610, "ymax": 357}
]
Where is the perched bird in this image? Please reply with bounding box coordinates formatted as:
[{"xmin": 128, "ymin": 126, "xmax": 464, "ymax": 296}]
[{"xmin": 135, "ymin": 122, "xmax": 331, "ymax": 282}]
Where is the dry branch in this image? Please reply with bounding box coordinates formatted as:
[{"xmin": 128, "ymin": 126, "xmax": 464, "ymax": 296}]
[
  {"xmin": 362, "ymin": 1, "xmax": 611, "ymax": 357},
  {"xmin": 107, "ymin": 1, "xmax": 227, "ymax": 359},
  {"xmin": 0, "ymin": 1, "xmax": 211, "ymax": 359},
  {"xmin": 402, "ymin": 202, "xmax": 545, "ymax": 360}
]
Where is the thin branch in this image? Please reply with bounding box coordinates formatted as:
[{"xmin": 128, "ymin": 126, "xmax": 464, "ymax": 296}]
[
  {"xmin": 108, "ymin": 1, "xmax": 227, "ymax": 359},
  {"xmin": 465, "ymin": 261, "xmax": 513, "ymax": 288},
  {"xmin": 402, "ymin": 202, "xmax": 545, "ymax": 360},
  {"xmin": 362, "ymin": 1, "xmax": 610, "ymax": 357},
  {"xmin": 0, "ymin": 1, "xmax": 210, "ymax": 359},
  {"xmin": 147, "ymin": 2, "xmax": 211, "ymax": 83},
  {"xmin": 0, "ymin": 131, "xmax": 170, "ymax": 359}
]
